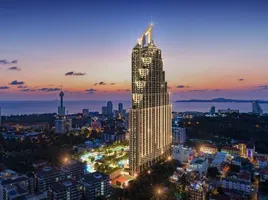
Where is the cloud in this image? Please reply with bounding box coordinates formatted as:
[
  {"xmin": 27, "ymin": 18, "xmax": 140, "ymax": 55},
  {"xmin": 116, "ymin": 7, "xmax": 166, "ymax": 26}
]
[
  {"xmin": 20, "ymin": 89, "xmax": 36, "ymax": 92},
  {"xmin": 65, "ymin": 71, "xmax": 86, "ymax": 76},
  {"xmin": 176, "ymin": 85, "xmax": 190, "ymax": 88},
  {"xmin": 187, "ymin": 89, "xmax": 208, "ymax": 92},
  {"xmin": 238, "ymin": 78, "xmax": 244, "ymax": 81},
  {"xmin": 117, "ymin": 89, "xmax": 131, "ymax": 92},
  {"xmin": 0, "ymin": 60, "xmax": 18, "ymax": 65},
  {"xmin": 0, "ymin": 60, "xmax": 9, "ymax": 65},
  {"xmin": 185, "ymin": 89, "xmax": 220, "ymax": 92},
  {"xmin": 258, "ymin": 85, "xmax": 268, "ymax": 90},
  {"xmin": 9, "ymin": 80, "xmax": 25, "ymax": 85},
  {"xmin": 85, "ymin": 88, "xmax": 97, "ymax": 94},
  {"xmin": 8, "ymin": 66, "xmax": 21, "ymax": 71},
  {"xmin": 167, "ymin": 86, "xmax": 172, "ymax": 89},
  {"xmin": 0, "ymin": 86, "xmax": 9, "ymax": 89},
  {"xmin": 38, "ymin": 88, "xmax": 61, "ymax": 92},
  {"xmin": 10, "ymin": 60, "xmax": 18, "ymax": 64},
  {"xmin": 99, "ymin": 81, "xmax": 106, "ymax": 85},
  {"xmin": 93, "ymin": 81, "xmax": 107, "ymax": 86},
  {"xmin": 17, "ymin": 85, "xmax": 27, "ymax": 89},
  {"xmin": 110, "ymin": 83, "xmax": 116, "ymax": 85}
]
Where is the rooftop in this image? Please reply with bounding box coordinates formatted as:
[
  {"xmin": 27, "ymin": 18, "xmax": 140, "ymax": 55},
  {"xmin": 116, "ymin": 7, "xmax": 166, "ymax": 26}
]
[
  {"xmin": 80, "ymin": 172, "xmax": 109, "ymax": 184},
  {"xmin": 202, "ymin": 143, "xmax": 217, "ymax": 149},
  {"xmin": 190, "ymin": 157, "xmax": 207, "ymax": 165},
  {"xmin": 62, "ymin": 159, "xmax": 85, "ymax": 168},
  {"xmin": 49, "ymin": 179, "xmax": 78, "ymax": 191},
  {"xmin": 1, "ymin": 176, "xmax": 28, "ymax": 186},
  {"xmin": 36, "ymin": 166, "xmax": 61, "ymax": 177},
  {"xmin": 222, "ymin": 146, "xmax": 240, "ymax": 152}
]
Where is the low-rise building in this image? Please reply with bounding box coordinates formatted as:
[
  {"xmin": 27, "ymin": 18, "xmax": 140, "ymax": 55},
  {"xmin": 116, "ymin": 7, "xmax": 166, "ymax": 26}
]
[
  {"xmin": 218, "ymin": 109, "xmax": 239, "ymax": 114},
  {"xmin": 220, "ymin": 178, "xmax": 251, "ymax": 194},
  {"xmin": 233, "ymin": 143, "xmax": 247, "ymax": 158},
  {"xmin": 231, "ymin": 157, "xmax": 250, "ymax": 167},
  {"xmin": 211, "ymin": 152, "xmax": 227, "ymax": 169},
  {"xmin": 220, "ymin": 170, "xmax": 251, "ymax": 194},
  {"xmin": 221, "ymin": 146, "xmax": 240, "ymax": 156},
  {"xmin": 257, "ymin": 158, "xmax": 268, "ymax": 169},
  {"xmin": 188, "ymin": 157, "xmax": 208, "ymax": 177},
  {"xmin": 172, "ymin": 144, "xmax": 193, "ymax": 163},
  {"xmin": 188, "ymin": 181, "xmax": 205, "ymax": 200},
  {"xmin": 200, "ymin": 144, "xmax": 218, "ymax": 155},
  {"xmin": 255, "ymin": 152, "xmax": 268, "ymax": 161},
  {"xmin": 0, "ymin": 172, "xmax": 29, "ymax": 200}
]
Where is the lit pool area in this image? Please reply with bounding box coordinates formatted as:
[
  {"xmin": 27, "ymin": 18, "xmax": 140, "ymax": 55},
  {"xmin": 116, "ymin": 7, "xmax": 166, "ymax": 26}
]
[
  {"xmin": 86, "ymin": 164, "xmax": 95, "ymax": 173},
  {"xmin": 118, "ymin": 159, "xmax": 129, "ymax": 167},
  {"xmin": 80, "ymin": 144, "xmax": 129, "ymax": 174}
]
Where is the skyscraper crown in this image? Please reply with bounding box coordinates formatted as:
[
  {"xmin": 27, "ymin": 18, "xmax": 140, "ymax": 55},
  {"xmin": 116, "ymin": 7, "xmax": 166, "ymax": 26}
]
[{"xmin": 138, "ymin": 24, "xmax": 153, "ymax": 47}]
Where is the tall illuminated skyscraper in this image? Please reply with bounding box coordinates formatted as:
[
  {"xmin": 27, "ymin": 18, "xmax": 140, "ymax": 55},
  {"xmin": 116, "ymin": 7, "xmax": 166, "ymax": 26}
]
[{"xmin": 129, "ymin": 24, "xmax": 172, "ymax": 175}]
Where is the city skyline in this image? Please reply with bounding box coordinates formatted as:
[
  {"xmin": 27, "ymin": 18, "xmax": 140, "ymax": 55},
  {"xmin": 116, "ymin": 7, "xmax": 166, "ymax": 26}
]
[{"xmin": 1, "ymin": 0, "xmax": 268, "ymax": 100}]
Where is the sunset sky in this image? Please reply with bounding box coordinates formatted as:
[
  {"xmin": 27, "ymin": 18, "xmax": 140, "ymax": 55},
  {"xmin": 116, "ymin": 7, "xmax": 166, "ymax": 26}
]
[{"xmin": 0, "ymin": 0, "xmax": 268, "ymax": 101}]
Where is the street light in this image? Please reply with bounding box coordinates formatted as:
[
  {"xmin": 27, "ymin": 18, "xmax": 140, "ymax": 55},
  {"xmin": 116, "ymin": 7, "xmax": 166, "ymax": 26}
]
[
  {"xmin": 63, "ymin": 157, "xmax": 68, "ymax": 163},
  {"xmin": 157, "ymin": 189, "xmax": 161, "ymax": 195}
]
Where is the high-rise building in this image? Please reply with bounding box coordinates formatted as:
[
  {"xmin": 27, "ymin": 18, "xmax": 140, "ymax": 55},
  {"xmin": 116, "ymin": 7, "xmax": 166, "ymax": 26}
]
[
  {"xmin": 102, "ymin": 106, "xmax": 108, "ymax": 115},
  {"xmin": 172, "ymin": 127, "xmax": 186, "ymax": 144},
  {"xmin": 58, "ymin": 91, "xmax": 65, "ymax": 116},
  {"xmin": 209, "ymin": 106, "xmax": 216, "ymax": 115},
  {"xmin": 252, "ymin": 101, "xmax": 263, "ymax": 115},
  {"xmin": 54, "ymin": 119, "xmax": 65, "ymax": 134},
  {"xmin": 118, "ymin": 103, "xmax": 123, "ymax": 112},
  {"xmin": 35, "ymin": 166, "xmax": 64, "ymax": 192},
  {"xmin": 0, "ymin": 106, "xmax": 2, "ymax": 126},
  {"xmin": 54, "ymin": 118, "xmax": 72, "ymax": 134},
  {"xmin": 48, "ymin": 179, "xmax": 82, "ymax": 200},
  {"xmin": 82, "ymin": 109, "xmax": 89, "ymax": 118},
  {"xmin": 129, "ymin": 24, "xmax": 172, "ymax": 175},
  {"xmin": 107, "ymin": 101, "xmax": 113, "ymax": 116}
]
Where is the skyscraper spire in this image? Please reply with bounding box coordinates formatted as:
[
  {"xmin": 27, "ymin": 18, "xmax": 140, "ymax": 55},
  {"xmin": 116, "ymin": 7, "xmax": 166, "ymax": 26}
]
[{"xmin": 138, "ymin": 23, "xmax": 153, "ymax": 46}]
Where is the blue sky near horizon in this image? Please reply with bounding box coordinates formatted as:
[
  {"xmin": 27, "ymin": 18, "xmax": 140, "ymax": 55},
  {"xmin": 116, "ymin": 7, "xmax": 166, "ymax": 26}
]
[{"xmin": 0, "ymin": 0, "xmax": 268, "ymax": 100}]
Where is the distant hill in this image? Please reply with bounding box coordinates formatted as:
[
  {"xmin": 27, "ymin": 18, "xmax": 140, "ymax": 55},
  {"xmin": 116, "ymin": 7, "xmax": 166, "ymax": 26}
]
[{"xmin": 175, "ymin": 98, "xmax": 268, "ymax": 103}]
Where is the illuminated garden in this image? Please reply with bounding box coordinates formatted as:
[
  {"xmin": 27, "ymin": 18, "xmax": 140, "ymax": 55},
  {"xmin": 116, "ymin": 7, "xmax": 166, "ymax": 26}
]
[{"xmin": 80, "ymin": 141, "xmax": 129, "ymax": 175}]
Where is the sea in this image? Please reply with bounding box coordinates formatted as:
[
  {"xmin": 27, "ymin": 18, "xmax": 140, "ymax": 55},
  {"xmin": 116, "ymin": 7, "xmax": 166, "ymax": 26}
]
[{"xmin": 0, "ymin": 101, "xmax": 268, "ymax": 116}]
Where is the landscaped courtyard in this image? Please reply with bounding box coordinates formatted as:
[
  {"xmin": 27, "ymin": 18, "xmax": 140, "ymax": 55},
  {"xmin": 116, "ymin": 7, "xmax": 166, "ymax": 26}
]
[{"xmin": 80, "ymin": 141, "xmax": 129, "ymax": 174}]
